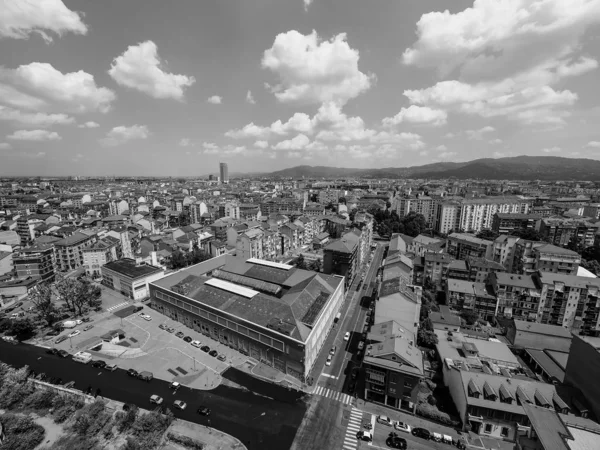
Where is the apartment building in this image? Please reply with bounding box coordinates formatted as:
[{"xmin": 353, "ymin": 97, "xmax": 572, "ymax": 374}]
[
  {"xmin": 393, "ymin": 195, "xmax": 436, "ymax": 226},
  {"xmin": 446, "ymin": 279, "xmax": 498, "ymax": 321},
  {"xmin": 13, "ymin": 243, "xmax": 56, "ymax": 283},
  {"xmin": 492, "ymin": 235, "xmax": 521, "ymax": 272},
  {"xmin": 447, "ymin": 233, "xmax": 493, "ymax": 260},
  {"xmin": 538, "ymin": 217, "xmax": 600, "ymax": 249},
  {"xmin": 489, "ymin": 272, "xmax": 542, "ymax": 321},
  {"xmin": 459, "ymin": 197, "xmax": 532, "ymax": 232},
  {"xmin": 318, "ymin": 189, "xmax": 340, "ymax": 205},
  {"xmin": 423, "ymin": 252, "xmax": 453, "ymax": 287},
  {"xmin": 235, "ymin": 228, "xmax": 264, "ymax": 260},
  {"xmin": 435, "ymin": 201, "xmax": 461, "ymax": 234},
  {"xmin": 514, "ymin": 241, "xmax": 580, "ymax": 276},
  {"xmin": 54, "ymin": 231, "xmax": 94, "ymax": 271},
  {"xmin": 564, "ymin": 334, "xmax": 600, "ymax": 420},
  {"xmin": 582, "ymin": 203, "xmax": 600, "ymax": 219},
  {"xmin": 82, "ymin": 239, "xmax": 118, "ymax": 279},
  {"xmin": 323, "ymin": 231, "xmax": 360, "ymax": 287},
  {"xmin": 491, "ymin": 213, "xmax": 541, "ymax": 235}
]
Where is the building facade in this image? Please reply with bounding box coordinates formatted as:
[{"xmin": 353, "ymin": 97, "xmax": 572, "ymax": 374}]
[
  {"xmin": 101, "ymin": 258, "xmax": 165, "ymax": 301},
  {"xmin": 13, "ymin": 243, "xmax": 56, "ymax": 283}
]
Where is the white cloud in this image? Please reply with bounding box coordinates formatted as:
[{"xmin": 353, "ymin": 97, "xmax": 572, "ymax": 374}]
[
  {"xmin": 444, "ymin": 132, "xmax": 456, "ymax": 139},
  {"xmin": 262, "ymin": 30, "xmax": 374, "ymax": 105},
  {"xmin": 273, "ymin": 134, "xmax": 310, "ymax": 150},
  {"xmin": 466, "ymin": 126, "xmax": 495, "ymax": 140},
  {"xmin": 254, "ymin": 140, "xmax": 269, "ymax": 149},
  {"xmin": 78, "ymin": 121, "xmax": 99, "ymax": 128},
  {"xmin": 226, "ymin": 112, "xmax": 313, "ymax": 139},
  {"xmin": 303, "ymin": 0, "xmax": 313, "ymax": 12},
  {"xmin": 202, "ymin": 142, "xmax": 220, "ymax": 154},
  {"xmin": 489, "ymin": 138, "xmax": 503, "ymax": 145},
  {"xmin": 542, "ymin": 146, "xmax": 561, "ymax": 153},
  {"xmin": 108, "ymin": 41, "xmax": 195, "ymax": 100},
  {"xmin": 0, "ymin": 105, "xmax": 73, "ymax": 127},
  {"xmin": 0, "ymin": 0, "xmax": 87, "ymax": 42},
  {"xmin": 584, "ymin": 141, "xmax": 600, "ymax": 148},
  {"xmin": 493, "ymin": 151, "xmax": 506, "ymax": 158},
  {"xmin": 382, "ymin": 105, "xmax": 447, "ymax": 127},
  {"xmin": 7, "ymin": 129, "xmax": 61, "ymax": 141},
  {"xmin": 225, "ymin": 123, "xmax": 271, "ymax": 140},
  {"xmin": 179, "ymin": 138, "xmax": 192, "ymax": 147},
  {"xmin": 419, "ymin": 150, "xmax": 429, "ymax": 156},
  {"xmin": 0, "ymin": 142, "xmax": 12, "ymax": 149},
  {"xmin": 0, "ymin": 62, "xmax": 115, "ymax": 113},
  {"xmin": 100, "ymin": 124, "xmax": 149, "ymax": 147},
  {"xmin": 246, "ymin": 90, "xmax": 255, "ymax": 104},
  {"xmin": 402, "ymin": 0, "xmax": 600, "ymax": 125},
  {"xmin": 435, "ymin": 144, "xmax": 447, "ymax": 152},
  {"xmin": 438, "ymin": 151, "xmax": 457, "ymax": 159},
  {"xmin": 207, "ymin": 95, "xmax": 222, "ymax": 104}
]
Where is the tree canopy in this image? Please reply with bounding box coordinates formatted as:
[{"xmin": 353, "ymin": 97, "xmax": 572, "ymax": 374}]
[{"xmin": 368, "ymin": 210, "xmax": 428, "ymax": 238}]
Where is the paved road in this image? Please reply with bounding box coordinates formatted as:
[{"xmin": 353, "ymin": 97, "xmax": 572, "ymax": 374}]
[{"xmin": 0, "ymin": 340, "xmax": 306, "ymax": 450}]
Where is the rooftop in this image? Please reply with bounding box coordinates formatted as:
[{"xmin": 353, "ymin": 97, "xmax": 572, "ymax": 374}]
[
  {"xmin": 538, "ymin": 272, "xmax": 600, "ymax": 290},
  {"xmin": 513, "ymin": 319, "xmax": 573, "ymax": 338},
  {"xmin": 54, "ymin": 231, "xmax": 92, "ymax": 247},
  {"xmin": 435, "ymin": 330, "xmax": 519, "ymax": 367},
  {"xmin": 103, "ymin": 258, "xmax": 164, "ymax": 279},
  {"xmin": 448, "ymin": 233, "xmax": 492, "ymax": 246},
  {"xmin": 494, "ymin": 272, "xmax": 539, "ymax": 289}
]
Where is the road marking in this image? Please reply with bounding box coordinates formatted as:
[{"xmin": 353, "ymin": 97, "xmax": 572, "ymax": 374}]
[
  {"xmin": 343, "ymin": 445, "xmax": 355, "ymax": 450},
  {"xmin": 321, "ymin": 373, "xmax": 338, "ymax": 379},
  {"xmin": 106, "ymin": 302, "xmax": 129, "ymax": 312}
]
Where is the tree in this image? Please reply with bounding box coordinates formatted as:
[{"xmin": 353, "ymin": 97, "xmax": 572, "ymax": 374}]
[
  {"xmin": 417, "ymin": 328, "xmax": 438, "ymax": 348},
  {"xmin": 460, "ymin": 310, "xmax": 479, "ymax": 326},
  {"xmin": 309, "ymin": 259, "xmax": 321, "ymax": 272},
  {"xmin": 55, "ymin": 276, "xmax": 101, "ymax": 316},
  {"xmin": 295, "ymin": 254, "xmax": 306, "ymax": 270},
  {"xmin": 28, "ymin": 282, "xmax": 58, "ymax": 326},
  {"xmin": 402, "ymin": 212, "xmax": 427, "ymax": 237},
  {"xmin": 512, "ymin": 228, "xmax": 543, "ymax": 241},
  {"xmin": 476, "ymin": 229, "xmax": 500, "ymax": 241},
  {"xmin": 10, "ymin": 318, "xmax": 36, "ymax": 341},
  {"xmin": 348, "ymin": 208, "xmax": 358, "ymax": 223},
  {"xmin": 581, "ymin": 259, "xmax": 600, "ymax": 276}
]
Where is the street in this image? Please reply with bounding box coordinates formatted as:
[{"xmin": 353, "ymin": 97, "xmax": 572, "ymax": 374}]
[{"xmin": 0, "ymin": 340, "xmax": 307, "ymax": 450}]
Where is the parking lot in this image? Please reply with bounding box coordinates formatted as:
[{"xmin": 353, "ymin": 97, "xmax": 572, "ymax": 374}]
[{"xmin": 45, "ymin": 304, "xmax": 252, "ymax": 391}]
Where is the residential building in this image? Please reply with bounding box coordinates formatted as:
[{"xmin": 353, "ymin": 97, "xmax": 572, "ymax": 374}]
[
  {"xmin": 219, "ymin": 162, "xmax": 229, "ymax": 184},
  {"xmin": 393, "ymin": 195, "xmax": 436, "ymax": 226},
  {"xmin": 435, "ymin": 201, "xmax": 461, "ymax": 235},
  {"xmin": 16, "ymin": 215, "xmax": 45, "ymax": 245},
  {"xmin": 363, "ymin": 320, "xmax": 423, "ymax": 412},
  {"xmin": 235, "ymin": 228, "xmax": 264, "ymax": 260},
  {"xmin": 54, "ymin": 231, "xmax": 94, "ymax": 272},
  {"xmin": 0, "ymin": 251, "xmax": 13, "ymax": 277},
  {"xmin": 514, "ymin": 241, "xmax": 580, "ymax": 276},
  {"xmin": 318, "ymin": 189, "xmax": 340, "ymax": 206},
  {"xmin": 280, "ymin": 223, "xmax": 302, "ymax": 251},
  {"xmin": 538, "ymin": 217, "xmax": 600, "ymax": 249},
  {"xmin": 83, "ymin": 239, "xmax": 118, "ymax": 279},
  {"xmin": 423, "ymin": 252, "xmax": 453, "ymax": 287},
  {"xmin": 491, "ymin": 213, "xmax": 541, "ymax": 235},
  {"xmin": 101, "ymin": 258, "xmax": 165, "ymax": 301},
  {"xmin": 582, "ymin": 203, "xmax": 600, "ymax": 220},
  {"xmin": 446, "ymin": 279, "xmax": 498, "ymax": 321},
  {"xmin": 459, "ymin": 196, "xmax": 532, "ymax": 232},
  {"xmin": 13, "ymin": 243, "xmax": 56, "ymax": 283},
  {"xmin": 149, "ymin": 255, "xmax": 345, "ymax": 381},
  {"xmin": 564, "ymin": 334, "xmax": 600, "ymax": 420},
  {"xmin": 323, "ymin": 232, "xmax": 360, "ymax": 287},
  {"xmin": 375, "ymin": 278, "xmax": 421, "ymax": 336},
  {"xmin": 381, "ymin": 252, "xmax": 413, "ymax": 289},
  {"xmin": 489, "ymin": 272, "xmax": 542, "ymax": 321},
  {"xmin": 429, "ymin": 305, "xmax": 461, "ymax": 332},
  {"xmin": 410, "ymin": 234, "xmax": 444, "ymax": 257},
  {"xmin": 447, "ymin": 233, "xmax": 493, "ymax": 260},
  {"xmin": 388, "ymin": 233, "xmax": 413, "ymax": 255},
  {"xmin": 492, "ymin": 235, "xmax": 521, "ymax": 273},
  {"xmin": 506, "ymin": 320, "xmax": 572, "ymax": 353}
]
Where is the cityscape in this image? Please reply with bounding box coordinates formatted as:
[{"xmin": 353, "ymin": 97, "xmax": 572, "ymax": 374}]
[{"xmin": 2, "ymin": 2, "xmax": 600, "ymax": 450}]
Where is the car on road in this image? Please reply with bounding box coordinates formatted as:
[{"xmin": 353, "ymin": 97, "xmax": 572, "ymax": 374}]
[
  {"xmin": 170, "ymin": 382, "xmax": 181, "ymax": 390},
  {"xmin": 91, "ymin": 360, "xmax": 106, "ymax": 368},
  {"xmin": 105, "ymin": 364, "xmax": 118, "ymax": 371},
  {"xmin": 46, "ymin": 348, "xmax": 59, "ymax": 355},
  {"xmin": 329, "ymin": 346, "xmax": 336, "ymax": 355},
  {"xmin": 149, "ymin": 395, "xmax": 163, "ymax": 405},
  {"xmin": 201, "ymin": 345, "xmax": 210, "ymax": 353},
  {"xmin": 217, "ymin": 354, "xmax": 226, "ymax": 362},
  {"xmin": 411, "ymin": 427, "xmax": 432, "ymax": 440},
  {"xmin": 393, "ymin": 421, "xmax": 412, "ymax": 433},
  {"xmin": 55, "ymin": 335, "xmax": 68, "ymax": 344},
  {"xmin": 386, "ymin": 433, "xmax": 407, "ymax": 449},
  {"xmin": 167, "ymin": 327, "xmax": 175, "ymax": 333},
  {"xmin": 357, "ymin": 341, "xmax": 365, "ymax": 350},
  {"xmin": 173, "ymin": 400, "xmax": 187, "ymax": 410},
  {"xmin": 347, "ymin": 381, "xmax": 356, "ymax": 393},
  {"xmin": 209, "ymin": 350, "xmax": 218, "ymax": 357},
  {"xmin": 377, "ymin": 415, "xmax": 393, "ymax": 427},
  {"xmin": 191, "ymin": 340, "xmax": 202, "ymax": 348},
  {"xmin": 183, "ymin": 336, "xmax": 192, "ymax": 343},
  {"xmin": 326, "ymin": 355, "xmax": 332, "ymax": 366},
  {"xmin": 68, "ymin": 330, "xmax": 81, "ymax": 338},
  {"xmin": 344, "ymin": 332, "xmax": 350, "ymax": 341},
  {"xmin": 58, "ymin": 349, "xmax": 69, "ymax": 358},
  {"xmin": 81, "ymin": 317, "xmax": 92, "ymax": 323},
  {"xmin": 197, "ymin": 406, "xmax": 211, "ymax": 416},
  {"xmin": 351, "ymin": 368, "xmax": 359, "ymax": 380},
  {"xmin": 46, "ymin": 329, "xmax": 60, "ymax": 336},
  {"xmin": 356, "ymin": 431, "xmax": 372, "ymax": 442},
  {"xmin": 141, "ymin": 315, "xmax": 152, "ymax": 321},
  {"xmin": 82, "ymin": 324, "xmax": 94, "ymax": 331},
  {"xmin": 127, "ymin": 368, "xmax": 139, "ymax": 377},
  {"xmin": 175, "ymin": 331, "xmax": 185, "ymax": 338}
]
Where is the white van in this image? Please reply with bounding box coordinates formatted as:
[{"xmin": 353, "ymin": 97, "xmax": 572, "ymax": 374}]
[{"xmin": 72, "ymin": 351, "xmax": 92, "ymax": 364}]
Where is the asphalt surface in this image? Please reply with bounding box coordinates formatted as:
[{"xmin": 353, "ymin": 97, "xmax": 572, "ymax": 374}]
[{"xmin": 0, "ymin": 340, "xmax": 307, "ymax": 450}]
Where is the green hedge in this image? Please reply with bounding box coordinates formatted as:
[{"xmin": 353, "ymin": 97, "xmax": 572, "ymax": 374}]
[
  {"xmin": 167, "ymin": 432, "xmax": 205, "ymax": 450},
  {"xmin": 0, "ymin": 414, "xmax": 45, "ymax": 450},
  {"xmin": 416, "ymin": 403, "xmax": 460, "ymax": 428}
]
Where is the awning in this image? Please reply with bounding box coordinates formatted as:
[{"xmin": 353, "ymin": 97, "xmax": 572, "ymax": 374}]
[
  {"xmin": 483, "ymin": 381, "xmax": 497, "ymax": 398},
  {"xmin": 468, "ymin": 379, "xmax": 481, "ymax": 396},
  {"xmin": 553, "ymin": 392, "xmax": 569, "ymax": 411},
  {"xmin": 516, "ymin": 386, "xmax": 532, "ymax": 404},
  {"xmin": 534, "ymin": 390, "xmax": 551, "ymax": 407},
  {"xmin": 499, "ymin": 384, "xmax": 514, "ymax": 402}
]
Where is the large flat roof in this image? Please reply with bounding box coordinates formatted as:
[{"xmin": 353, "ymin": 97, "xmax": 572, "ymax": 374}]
[{"xmin": 103, "ymin": 258, "xmax": 163, "ymax": 279}]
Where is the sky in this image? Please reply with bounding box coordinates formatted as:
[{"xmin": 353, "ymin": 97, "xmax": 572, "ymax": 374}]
[{"xmin": 1, "ymin": 0, "xmax": 600, "ymax": 176}]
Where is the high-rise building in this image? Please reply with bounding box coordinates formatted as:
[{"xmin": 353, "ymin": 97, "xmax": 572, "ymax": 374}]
[{"xmin": 219, "ymin": 162, "xmax": 229, "ymax": 184}]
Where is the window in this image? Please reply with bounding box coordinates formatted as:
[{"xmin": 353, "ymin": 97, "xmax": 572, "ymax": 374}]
[
  {"xmin": 500, "ymin": 427, "xmax": 509, "ymax": 437},
  {"xmin": 484, "ymin": 424, "xmax": 493, "ymax": 434}
]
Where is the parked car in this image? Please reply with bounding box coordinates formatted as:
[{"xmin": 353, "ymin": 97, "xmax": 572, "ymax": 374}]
[
  {"xmin": 91, "ymin": 360, "xmax": 106, "ymax": 368},
  {"xmin": 170, "ymin": 382, "xmax": 181, "ymax": 390},
  {"xmin": 357, "ymin": 341, "xmax": 365, "ymax": 350},
  {"xmin": 105, "ymin": 364, "xmax": 118, "ymax": 371},
  {"xmin": 326, "ymin": 355, "xmax": 332, "ymax": 366},
  {"xmin": 57, "ymin": 349, "xmax": 69, "ymax": 358},
  {"xmin": 191, "ymin": 340, "xmax": 202, "ymax": 348},
  {"xmin": 173, "ymin": 400, "xmax": 187, "ymax": 410},
  {"xmin": 209, "ymin": 350, "xmax": 218, "ymax": 357},
  {"xmin": 142, "ymin": 315, "xmax": 152, "ymax": 321},
  {"xmin": 217, "ymin": 354, "xmax": 226, "ymax": 362},
  {"xmin": 377, "ymin": 415, "xmax": 393, "ymax": 427},
  {"xmin": 411, "ymin": 427, "xmax": 432, "ymax": 440},
  {"xmin": 149, "ymin": 395, "xmax": 163, "ymax": 405},
  {"xmin": 356, "ymin": 431, "xmax": 373, "ymax": 442},
  {"xmin": 46, "ymin": 329, "xmax": 60, "ymax": 336},
  {"xmin": 83, "ymin": 324, "xmax": 94, "ymax": 331},
  {"xmin": 138, "ymin": 371, "xmax": 153, "ymax": 381},
  {"xmin": 197, "ymin": 406, "xmax": 211, "ymax": 416},
  {"xmin": 55, "ymin": 335, "xmax": 68, "ymax": 344},
  {"xmin": 183, "ymin": 336, "xmax": 192, "ymax": 343},
  {"xmin": 81, "ymin": 317, "xmax": 92, "ymax": 323},
  {"xmin": 393, "ymin": 421, "xmax": 412, "ymax": 433},
  {"xmin": 68, "ymin": 330, "xmax": 81, "ymax": 338},
  {"xmin": 127, "ymin": 368, "xmax": 139, "ymax": 377},
  {"xmin": 386, "ymin": 433, "xmax": 407, "ymax": 449},
  {"xmin": 330, "ymin": 346, "xmax": 337, "ymax": 355},
  {"xmin": 167, "ymin": 327, "xmax": 175, "ymax": 333},
  {"xmin": 159, "ymin": 324, "xmax": 167, "ymax": 330},
  {"xmin": 201, "ymin": 345, "xmax": 210, "ymax": 353},
  {"xmin": 344, "ymin": 331, "xmax": 350, "ymax": 341},
  {"xmin": 46, "ymin": 348, "xmax": 59, "ymax": 355},
  {"xmin": 175, "ymin": 331, "xmax": 185, "ymax": 338}
]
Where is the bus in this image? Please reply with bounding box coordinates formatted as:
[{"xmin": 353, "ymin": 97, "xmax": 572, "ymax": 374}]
[
  {"xmin": 334, "ymin": 312, "xmax": 342, "ymax": 323},
  {"xmin": 72, "ymin": 351, "xmax": 92, "ymax": 364}
]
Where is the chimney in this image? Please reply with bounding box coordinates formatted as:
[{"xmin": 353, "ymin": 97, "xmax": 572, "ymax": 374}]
[{"xmin": 151, "ymin": 251, "xmax": 158, "ymax": 267}]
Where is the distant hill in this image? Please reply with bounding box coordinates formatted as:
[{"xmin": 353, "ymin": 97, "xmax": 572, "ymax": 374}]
[{"xmin": 264, "ymin": 156, "xmax": 600, "ymax": 181}]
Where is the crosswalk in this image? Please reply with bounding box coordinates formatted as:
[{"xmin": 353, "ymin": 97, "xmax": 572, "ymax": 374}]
[
  {"xmin": 343, "ymin": 407, "xmax": 364, "ymax": 450},
  {"xmin": 106, "ymin": 302, "xmax": 129, "ymax": 312},
  {"xmin": 313, "ymin": 386, "xmax": 353, "ymax": 405}
]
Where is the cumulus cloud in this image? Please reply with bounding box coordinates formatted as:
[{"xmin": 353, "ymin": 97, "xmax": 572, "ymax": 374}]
[
  {"xmin": 246, "ymin": 90, "xmax": 255, "ymax": 104},
  {"xmin": 100, "ymin": 124, "xmax": 149, "ymax": 147},
  {"xmin": 262, "ymin": 30, "xmax": 374, "ymax": 105},
  {"xmin": 7, "ymin": 129, "xmax": 61, "ymax": 141},
  {"xmin": 273, "ymin": 134, "xmax": 311, "ymax": 150},
  {"xmin": 108, "ymin": 41, "xmax": 195, "ymax": 100},
  {"xmin": 489, "ymin": 138, "xmax": 503, "ymax": 145},
  {"xmin": 0, "ymin": 105, "xmax": 73, "ymax": 127},
  {"xmin": 542, "ymin": 146, "xmax": 561, "ymax": 153},
  {"xmin": 465, "ymin": 126, "xmax": 495, "ymax": 140},
  {"xmin": 207, "ymin": 95, "xmax": 222, "ymax": 104},
  {"xmin": 179, "ymin": 138, "xmax": 192, "ymax": 147},
  {"xmin": 226, "ymin": 112, "xmax": 313, "ymax": 139},
  {"xmin": 0, "ymin": 0, "xmax": 87, "ymax": 42},
  {"xmin": 584, "ymin": 141, "xmax": 600, "ymax": 148},
  {"xmin": 402, "ymin": 0, "xmax": 600, "ymax": 125},
  {"xmin": 303, "ymin": 0, "xmax": 313, "ymax": 12},
  {"xmin": 435, "ymin": 145, "xmax": 447, "ymax": 152},
  {"xmin": 382, "ymin": 105, "xmax": 447, "ymax": 127},
  {"xmin": 254, "ymin": 140, "xmax": 269, "ymax": 149},
  {"xmin": 202, "ymin": 142, "xmax": 220, "ymax": 154},
  {"xmin": 0, "ymin": 62, "xmax": 115, "ymax": 114},
  {"xmin": 78, "ymin": 121, "xmax": 99, "ymax": 128},
  {"xmin": 0, "ymin": 142, "xmax": 12, "ymax": 149},
  {"xmin": 438, "ymin": 151, "xmax": 457, "ymax": 160}
]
